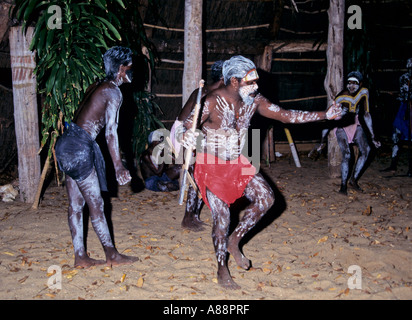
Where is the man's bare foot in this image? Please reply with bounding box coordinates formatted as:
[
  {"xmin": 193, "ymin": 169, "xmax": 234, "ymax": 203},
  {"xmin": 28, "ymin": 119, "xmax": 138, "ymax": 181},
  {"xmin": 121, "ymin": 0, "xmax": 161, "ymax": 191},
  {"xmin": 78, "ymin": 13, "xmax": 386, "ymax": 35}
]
[
  {"xmin": 228, "ymin": 236, "xmax": 251, "ymax": 270},
  {"xmin": 106, "ymin": 252, "xmax": 139, "ymax": 266},
  {"xmin": 349, "ymin": 179, "xmax": 363, "ymax": 191},
  {"xmin": 74, "ymin": 256, "xmax": 106, "ymax": 269},
  {"xmin": 338, "ymin": 184, "xmax": 348, "ymax": 195},
  {"xmin": 181, "ymin": 215, "xmax": 205, "ymax": 232},
  {"xmin": 217, "ymin": 268, "xmax": 241, "ymax": 290}
]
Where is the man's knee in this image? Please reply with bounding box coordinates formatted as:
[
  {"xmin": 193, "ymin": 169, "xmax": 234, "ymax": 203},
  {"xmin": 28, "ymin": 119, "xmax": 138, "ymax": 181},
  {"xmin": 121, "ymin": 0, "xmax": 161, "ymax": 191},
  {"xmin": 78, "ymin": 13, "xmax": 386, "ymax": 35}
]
[
  {"xmin": 341, "ymin": 150, "xmax": 351, "ymax": 161},
  {"xmin": 68, "ymin": 195, "xmax": 85, "ymax": 214},
  {"xmin": 255, "ymin": 186, "xmax": 274, "ymax": 213},
  {"xmin": 263, "ymin": 188, "xmax": 275, "ymax": 211}
]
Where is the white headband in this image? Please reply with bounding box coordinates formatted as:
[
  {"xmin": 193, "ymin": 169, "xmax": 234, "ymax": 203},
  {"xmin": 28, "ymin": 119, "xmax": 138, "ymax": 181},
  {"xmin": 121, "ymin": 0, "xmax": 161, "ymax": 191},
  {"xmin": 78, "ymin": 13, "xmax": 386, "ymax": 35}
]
[{"xmin": 347, "ymin": 77, "xmax": 359, "ymax": 83}]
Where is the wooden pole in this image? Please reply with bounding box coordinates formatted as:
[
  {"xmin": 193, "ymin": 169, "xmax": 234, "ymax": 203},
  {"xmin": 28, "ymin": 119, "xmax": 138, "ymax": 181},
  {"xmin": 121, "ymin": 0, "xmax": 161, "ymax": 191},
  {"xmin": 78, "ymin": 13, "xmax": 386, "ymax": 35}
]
[
  {"xmin": 324, "ymin": 0, "xmax": 345, "ymax": 178},
  {"xmin": 182, "ymin": 0, "xmax": 203, "ymax": 106},
  {"xmin": 256, "ymin": 45, "xmax": 276, "ymax": 164},
  {"xmin": 10, "ymin": 26, "xmax": 41, "ymax": 203}
]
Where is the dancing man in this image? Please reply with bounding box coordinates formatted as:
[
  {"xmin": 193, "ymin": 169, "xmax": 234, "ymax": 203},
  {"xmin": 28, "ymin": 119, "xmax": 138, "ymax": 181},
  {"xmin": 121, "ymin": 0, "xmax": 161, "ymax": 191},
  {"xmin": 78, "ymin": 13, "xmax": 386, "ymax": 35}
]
[
  {"xmin": 333, "ymin": 71, "xmax": 380, "ymax": 194},
  {"xmin": 182, "ymin": 55, "xmax": 343, "ymax": 289},
  {"xmin": 382, "ymin": 58, "xmax": 412, "ymax": 173},
  {"xmin": 55, "ymin": 47, "xmax": 138, "ymax": 268}
]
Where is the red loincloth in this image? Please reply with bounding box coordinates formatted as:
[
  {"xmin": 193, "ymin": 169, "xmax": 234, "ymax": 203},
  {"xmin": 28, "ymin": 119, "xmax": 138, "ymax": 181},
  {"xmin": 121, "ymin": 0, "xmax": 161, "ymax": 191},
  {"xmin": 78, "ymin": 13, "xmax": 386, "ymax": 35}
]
[{"xmin": 194, "ymin": 153, "xmax": 256, "ymax": 210}]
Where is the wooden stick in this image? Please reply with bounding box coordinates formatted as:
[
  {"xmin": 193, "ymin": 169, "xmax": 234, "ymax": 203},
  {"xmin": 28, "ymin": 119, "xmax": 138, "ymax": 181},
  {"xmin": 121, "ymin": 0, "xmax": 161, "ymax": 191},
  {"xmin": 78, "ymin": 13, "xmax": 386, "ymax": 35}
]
[
  {"xmin": 166, "ymin": 136, "xmax": 201, "ymax": 197},
  {"xmin": 31, "ymin": 157, "xmax": 50, "ymax": 210},
  {"xmin": 284, "ymin": 128, "xmax": 301, "ymax": 168},
  {"xmin": 178, "ymin": 79, "xmax": 204, "ymax": 205}
]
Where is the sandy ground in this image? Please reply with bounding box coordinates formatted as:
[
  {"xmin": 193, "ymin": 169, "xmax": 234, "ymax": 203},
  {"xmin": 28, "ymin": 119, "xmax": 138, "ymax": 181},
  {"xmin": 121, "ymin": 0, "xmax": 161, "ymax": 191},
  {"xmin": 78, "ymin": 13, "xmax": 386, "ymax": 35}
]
[{"xmin": 0, "ymin": 150, "xmax": 411, "ymax": 301}]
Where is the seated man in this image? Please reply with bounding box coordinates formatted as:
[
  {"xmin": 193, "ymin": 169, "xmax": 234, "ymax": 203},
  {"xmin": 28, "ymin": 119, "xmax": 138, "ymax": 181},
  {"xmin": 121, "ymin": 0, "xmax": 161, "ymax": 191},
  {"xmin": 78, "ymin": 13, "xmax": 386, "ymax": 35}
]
[
  {"xmin": 140, "ymin": 130, "xmax": 180, "ymax": 192},
  {"xmin": 55, "ymin": 46, "xmax": 138, "ymax": 268}
]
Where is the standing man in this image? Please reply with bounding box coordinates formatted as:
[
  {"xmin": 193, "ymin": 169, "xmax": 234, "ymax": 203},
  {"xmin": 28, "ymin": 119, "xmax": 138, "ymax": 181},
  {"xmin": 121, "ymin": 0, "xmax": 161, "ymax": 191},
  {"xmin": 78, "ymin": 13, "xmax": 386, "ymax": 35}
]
[
  {"xmin": 182, "ymin": 55, "xmax": 343, "ymax": 289},
  {"xmin": 170, "ymin": 60, "xmax": 225, "ymax": 231},
  {"xmin": 333, "ymin": 71, "xmax": 380, "ymax": 194},
  {"xmin": 55, "ymin": 47, "xmax": 138, "ymax": 268},
  {"xmin": 382, "ymin": 58, "xmax": 412, "ymax": 173}
]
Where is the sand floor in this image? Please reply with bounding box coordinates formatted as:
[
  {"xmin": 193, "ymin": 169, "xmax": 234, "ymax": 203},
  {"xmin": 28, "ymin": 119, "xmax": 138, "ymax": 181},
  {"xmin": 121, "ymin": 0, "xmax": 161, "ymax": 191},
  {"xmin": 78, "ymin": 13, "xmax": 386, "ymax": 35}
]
[{"xmin": 0, "ymin": 153, "xmax": 411, "ymax": 300}]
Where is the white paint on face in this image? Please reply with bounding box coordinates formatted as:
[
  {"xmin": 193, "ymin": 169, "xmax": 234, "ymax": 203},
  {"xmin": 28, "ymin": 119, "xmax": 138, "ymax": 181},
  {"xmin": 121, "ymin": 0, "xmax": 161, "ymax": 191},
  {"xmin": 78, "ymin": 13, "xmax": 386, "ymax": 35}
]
[
  {"xmin": 347, "ymin": 83, "xmax": 359, "ymax": 94},
  {"xmin": 239, "ymin": 83, "xmax": 258, "ymax": 106}
]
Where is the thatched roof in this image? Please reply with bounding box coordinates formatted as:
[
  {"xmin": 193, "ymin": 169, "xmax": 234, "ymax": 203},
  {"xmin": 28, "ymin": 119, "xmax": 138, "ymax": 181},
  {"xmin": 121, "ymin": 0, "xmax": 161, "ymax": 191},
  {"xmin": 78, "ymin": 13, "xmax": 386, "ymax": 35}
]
[{"xmin": 143, "ymin": 0, "xmax": 329, "ymax": 56}]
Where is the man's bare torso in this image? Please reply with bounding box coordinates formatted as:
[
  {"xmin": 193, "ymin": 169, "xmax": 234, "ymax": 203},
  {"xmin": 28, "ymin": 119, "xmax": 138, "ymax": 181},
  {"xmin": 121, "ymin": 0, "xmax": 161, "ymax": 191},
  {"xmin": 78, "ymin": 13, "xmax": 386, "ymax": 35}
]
[
  {"xmin": 75, "ymin": 81, "xmax": 122, "ymax": 140},
  {"xmin": 197, "ymin": 87, "xmax": 257, "ymax": 160}
]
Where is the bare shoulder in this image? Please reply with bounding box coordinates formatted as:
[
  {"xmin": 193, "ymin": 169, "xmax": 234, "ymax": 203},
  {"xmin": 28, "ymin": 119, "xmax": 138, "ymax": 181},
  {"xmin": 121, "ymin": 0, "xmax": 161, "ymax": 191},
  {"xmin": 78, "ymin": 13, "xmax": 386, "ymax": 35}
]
[
  {"xmin": 98, "ymin": 81, "xmax": 122, "ymax": 101},
  {"xmin": 203, "ymin": 89, "xmax": 222, "ymax": 108},
  {"xmin": 76, "ymin": 81, "xmax": 122, "ymax": 124},
  {"xmin": 254, "ymin": 93, "xmax": 270, "ymax": 104}
]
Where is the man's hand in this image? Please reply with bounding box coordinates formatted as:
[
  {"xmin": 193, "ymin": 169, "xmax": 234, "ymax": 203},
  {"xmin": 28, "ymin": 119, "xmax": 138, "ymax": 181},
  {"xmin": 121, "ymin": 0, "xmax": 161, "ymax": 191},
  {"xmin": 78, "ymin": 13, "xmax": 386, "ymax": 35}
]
[
  {"xmin": 372, "ymin": 138, "xmax": 381, "ymax": 148},
  {"xmin": 326, "ymin": 101, "xmax": 345, "ymax": 120},
  {"xmin": 116, "ymin": 167, "xmax": 131, "ymax": 185}
]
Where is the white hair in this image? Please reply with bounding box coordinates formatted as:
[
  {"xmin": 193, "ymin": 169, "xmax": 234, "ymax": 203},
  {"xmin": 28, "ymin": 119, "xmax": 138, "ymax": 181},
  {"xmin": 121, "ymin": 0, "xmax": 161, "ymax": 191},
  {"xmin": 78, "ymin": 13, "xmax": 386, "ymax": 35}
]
[{"xmin": 222, "ymin": 55, "xmax": 257, "ymax": 85}]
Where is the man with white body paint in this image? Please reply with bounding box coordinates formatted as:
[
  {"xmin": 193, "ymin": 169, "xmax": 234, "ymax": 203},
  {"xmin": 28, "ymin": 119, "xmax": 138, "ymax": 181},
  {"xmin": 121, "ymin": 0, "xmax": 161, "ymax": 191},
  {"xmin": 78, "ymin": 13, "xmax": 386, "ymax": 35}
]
[
  {"xmin": 171, "ymin": 60, "xmax": 225, "ymax": 231},
  {"xmin": 334, "ymin": 71, "xmax": 380, "ymax": 194},
  {"xmin": 55, "ymin": 47, "xmax": 138, "ymax": 268},
  {"xmin": 182, "ymin": 55, "xmax": 343, "ymax": 289},
  {"xmin": 309, "ymin": 71, "xmax": 380, "ymax": 194}
]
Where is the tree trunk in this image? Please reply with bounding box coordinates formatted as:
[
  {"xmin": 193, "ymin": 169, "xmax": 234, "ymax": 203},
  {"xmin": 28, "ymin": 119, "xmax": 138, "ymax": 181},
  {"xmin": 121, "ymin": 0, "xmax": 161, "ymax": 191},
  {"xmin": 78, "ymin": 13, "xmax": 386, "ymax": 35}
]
[
  {"xmin": 324, "ymin": 0, "xmax": 345, "ymax": 178},
  {"xmin": 9, "ymin": 26, "xmax": 41, "ymax": 203},
  {"xmin": 182, "ymin": 0, "xmax": 203, "ymax": 106}
]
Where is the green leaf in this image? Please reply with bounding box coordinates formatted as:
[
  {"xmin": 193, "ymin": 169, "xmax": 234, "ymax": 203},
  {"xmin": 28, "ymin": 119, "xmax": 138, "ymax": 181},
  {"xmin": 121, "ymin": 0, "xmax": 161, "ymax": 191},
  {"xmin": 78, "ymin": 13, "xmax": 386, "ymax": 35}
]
[
  {"xmin": 94, "ymin": 0, "xmax": 107, "ymax": 10},
  {"xmin": 23, "ymin": 0, "xmax": 38, "ymax": 22},
  {"xmin": 95, "ymin": 16, "xmax": 122, "ymax": 41},
  {"xmin": 45, "ymin": 28, "xmax": 55, "ymax": 51},
  {"xmin": 115, "ymin": 0, "xmax": 126, "ymax": 9}
]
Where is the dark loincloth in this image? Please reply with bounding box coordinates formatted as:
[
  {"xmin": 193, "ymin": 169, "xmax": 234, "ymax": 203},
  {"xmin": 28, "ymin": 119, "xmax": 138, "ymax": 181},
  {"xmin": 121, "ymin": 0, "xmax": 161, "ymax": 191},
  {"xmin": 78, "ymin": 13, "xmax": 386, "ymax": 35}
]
[{"xmin": 55, "ymin": 122, "xmax": 107, "ymax": 191}]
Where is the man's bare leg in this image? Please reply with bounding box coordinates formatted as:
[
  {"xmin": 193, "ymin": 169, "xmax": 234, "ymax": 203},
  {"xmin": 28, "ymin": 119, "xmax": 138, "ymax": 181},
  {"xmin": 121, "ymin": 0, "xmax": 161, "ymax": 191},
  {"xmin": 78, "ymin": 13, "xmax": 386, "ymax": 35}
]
[
  {"xmin": 228, "ymin": 174, "xmax": 274, "ymax": 270},
  {"xmin": 206, "ymin": 189, "xmax": 240, "ymax": 290},
  {"xmin": 349, "ymin": 127, "xmax": 371, "ymax": 192},
  {"xmin": 66, "ymin": 176, "xmax": 106, "ymax": 268},
  {"xmin": 336, "ymin": 128, "xmax": 351, "ymax": 195},
  {"xmin": 75, "ymin": 170, "xmax": 139, "ymax": 266},
  {"xmin": 181, "ymin": 185, "xmax": 205, "ymax": 231}
]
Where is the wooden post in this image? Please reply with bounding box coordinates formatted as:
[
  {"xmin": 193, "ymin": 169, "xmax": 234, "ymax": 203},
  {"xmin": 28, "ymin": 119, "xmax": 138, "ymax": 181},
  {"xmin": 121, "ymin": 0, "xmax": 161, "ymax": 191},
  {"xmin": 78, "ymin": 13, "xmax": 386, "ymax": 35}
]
[
  {"xmin": 257, "ymin": 45, "xmax": 276, "ymax": 163},
  {"xmin": 10, "ymin": 26, "xmax": 41, "ymax": 203},
  {"xmin": 324, "ymin": 0, "xmax": 345, "ymax": 178},
  {"xmin": 182, "ymin": 0, "xmax": 203, "ymax": 106}
]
